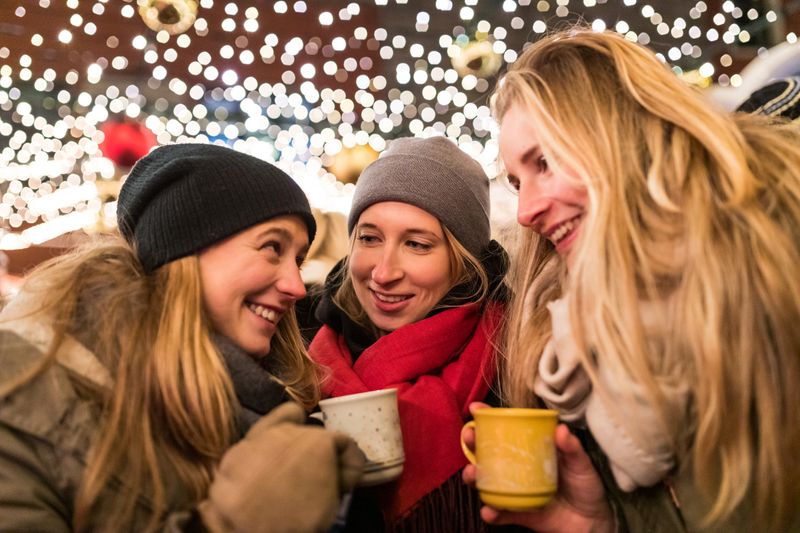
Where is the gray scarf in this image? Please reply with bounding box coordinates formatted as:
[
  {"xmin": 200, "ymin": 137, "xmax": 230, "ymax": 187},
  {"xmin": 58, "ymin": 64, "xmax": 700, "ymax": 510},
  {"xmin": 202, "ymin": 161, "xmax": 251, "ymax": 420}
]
[{"xmin": 212, "ymin": 334, "xmax": 290, "ymax": 433}]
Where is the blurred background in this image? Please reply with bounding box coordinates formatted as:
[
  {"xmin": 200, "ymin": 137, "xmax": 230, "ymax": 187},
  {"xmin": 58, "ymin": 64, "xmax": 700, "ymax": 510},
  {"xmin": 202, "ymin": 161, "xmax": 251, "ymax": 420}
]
[{"xmin": 1, "ymin": 0, "xmax": 799, "ymax": 293}]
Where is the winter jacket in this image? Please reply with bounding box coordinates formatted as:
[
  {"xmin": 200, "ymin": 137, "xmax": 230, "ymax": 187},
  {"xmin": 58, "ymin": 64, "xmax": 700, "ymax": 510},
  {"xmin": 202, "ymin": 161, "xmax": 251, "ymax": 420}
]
[
  {"xmin": 0, "ymin": 299, "xmax": 288, "ymax": 531},
  {"xmin": 0, "ymin": 321, "xmax": 199, "ymax": 530}
]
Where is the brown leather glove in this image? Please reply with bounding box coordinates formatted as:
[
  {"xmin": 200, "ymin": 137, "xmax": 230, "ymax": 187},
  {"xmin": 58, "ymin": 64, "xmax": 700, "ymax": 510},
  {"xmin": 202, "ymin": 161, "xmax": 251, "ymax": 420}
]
[{"xmin": 199, "ymin": 402, "xmax": 365, "ymax": 533}]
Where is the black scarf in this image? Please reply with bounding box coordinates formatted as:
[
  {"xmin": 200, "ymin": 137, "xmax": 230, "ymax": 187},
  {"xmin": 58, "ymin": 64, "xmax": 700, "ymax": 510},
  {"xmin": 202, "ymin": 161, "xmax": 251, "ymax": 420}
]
[
  {"xmin": 314, "ymin": 239, "xmax": 510, "ymax": 362},
  {"xmin": 212, "ymin": 334, "xmax": 290, "ymax": 433}
]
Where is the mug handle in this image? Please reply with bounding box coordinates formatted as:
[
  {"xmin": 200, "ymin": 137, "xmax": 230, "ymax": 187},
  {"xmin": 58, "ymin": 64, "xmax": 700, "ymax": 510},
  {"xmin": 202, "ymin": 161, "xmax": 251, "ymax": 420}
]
[{"xmin": 460, "ymin": 420, "xmax": 477, "ymax": 465}]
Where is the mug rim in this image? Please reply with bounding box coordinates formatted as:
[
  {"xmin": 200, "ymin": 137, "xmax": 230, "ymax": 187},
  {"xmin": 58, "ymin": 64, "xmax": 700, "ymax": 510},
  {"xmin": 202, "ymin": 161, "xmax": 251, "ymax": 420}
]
[
  {"xmin": 473, "ymin": 407, "xmax": 558, "ymax": 418},
  {"xmin": 318, "ymin": 388, "xmax": 398, "ymax": 407}
]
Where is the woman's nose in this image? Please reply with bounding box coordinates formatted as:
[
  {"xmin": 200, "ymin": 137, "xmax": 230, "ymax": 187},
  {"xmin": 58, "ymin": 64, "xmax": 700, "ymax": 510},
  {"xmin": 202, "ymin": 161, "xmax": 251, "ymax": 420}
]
[
  {"xmin": 276, "ymin": 262, "xmax": 307, "ymax": 301},
  {"xmin": 370, "ymin": 251, "xmax": 403, "ymax": 285},
  {"xmin": 516, "ymin": 179, "xmax": 550, "ymax": 232}
]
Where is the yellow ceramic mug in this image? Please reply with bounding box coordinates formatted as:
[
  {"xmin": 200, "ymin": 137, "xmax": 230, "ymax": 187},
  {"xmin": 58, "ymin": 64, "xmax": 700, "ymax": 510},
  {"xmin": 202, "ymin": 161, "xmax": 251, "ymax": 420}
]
[{"xmin": 461, "ymin": 408, "xmax": 559, "ymax": 511}]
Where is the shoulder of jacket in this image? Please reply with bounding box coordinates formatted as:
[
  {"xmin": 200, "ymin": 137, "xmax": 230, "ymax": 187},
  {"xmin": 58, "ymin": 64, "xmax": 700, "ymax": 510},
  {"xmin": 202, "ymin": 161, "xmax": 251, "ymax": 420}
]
[{"xmin": 0, "ymin": 329, "xmax": 81, "ymax": 439}]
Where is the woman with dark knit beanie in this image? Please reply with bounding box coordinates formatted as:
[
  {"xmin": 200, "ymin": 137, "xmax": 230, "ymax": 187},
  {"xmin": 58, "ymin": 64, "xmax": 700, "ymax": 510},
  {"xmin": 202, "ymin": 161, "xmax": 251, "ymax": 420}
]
[
  {"xmin": 309, "ymin": 136, "xmax": 513, "ymax": 533},
  {"xmin": 0, "ymin": 144, "xmax": 364, "ymax": 532}
]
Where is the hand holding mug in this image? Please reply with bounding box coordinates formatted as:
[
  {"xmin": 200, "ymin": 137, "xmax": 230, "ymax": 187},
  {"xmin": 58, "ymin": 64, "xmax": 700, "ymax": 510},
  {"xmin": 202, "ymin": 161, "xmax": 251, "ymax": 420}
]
[
  {"xmin": 200, "ymin": 402, "xmax": 365, "ymax": 533},
  {"xmin": 313, "ymin": 389, "xmax": 404, "ymax": 486},
  {"xmin": 462, "ymin": 403, "xmax": 614, "ymax": 533},
  {"xmin": 461, "ymin": 404, "xmax": 559, "ymax": 511}
]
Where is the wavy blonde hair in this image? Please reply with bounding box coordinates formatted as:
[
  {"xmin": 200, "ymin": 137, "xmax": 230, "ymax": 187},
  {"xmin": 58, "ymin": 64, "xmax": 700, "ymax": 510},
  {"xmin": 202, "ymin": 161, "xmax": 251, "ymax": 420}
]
[
  {"xmin": 495, "ymin": 29, "xmax": 800, "ymax": 531},
  {"xmin": 2, "ymin": 235, "xmax": 319, "ymax": 531},
  {"xmin": 333, "ymin": 223, "xmax": 489, "ymax": 332}
]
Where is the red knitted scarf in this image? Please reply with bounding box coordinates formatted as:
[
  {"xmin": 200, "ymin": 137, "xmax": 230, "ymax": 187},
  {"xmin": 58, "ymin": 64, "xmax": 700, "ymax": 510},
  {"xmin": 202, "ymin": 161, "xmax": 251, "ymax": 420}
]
[{"xmin": 309, "ymin": 302, "xmax": 502, "ymax": 522}]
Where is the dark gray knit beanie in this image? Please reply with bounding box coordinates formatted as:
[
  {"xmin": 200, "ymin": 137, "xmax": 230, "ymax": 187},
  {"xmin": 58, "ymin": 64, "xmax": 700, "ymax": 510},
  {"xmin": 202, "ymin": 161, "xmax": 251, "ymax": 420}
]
[
  {"xmin": 347, "ymin": 136, "xmax": 490, "ymax": 257},
  {"xmin": 117, "ymin": 143, "xmax": 316, "ymax": 273}
]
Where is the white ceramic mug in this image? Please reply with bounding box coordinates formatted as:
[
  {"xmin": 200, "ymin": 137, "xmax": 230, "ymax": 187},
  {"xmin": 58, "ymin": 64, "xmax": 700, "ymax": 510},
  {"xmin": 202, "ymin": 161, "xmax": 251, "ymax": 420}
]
[{"xmin": 316, "ymin": 388, "xmax": 404, "ymax": 486}]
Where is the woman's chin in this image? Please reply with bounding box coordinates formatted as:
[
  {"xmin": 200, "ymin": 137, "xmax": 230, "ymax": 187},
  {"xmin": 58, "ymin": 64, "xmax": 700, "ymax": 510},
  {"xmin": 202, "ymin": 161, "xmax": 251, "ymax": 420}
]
[
  {"xmin": 233, "ymin": 333, "xmax": 272, "ymax": 358},
  {"xmin": 368, "ymin": 316, "xmax": 406, "ymax": 335}
]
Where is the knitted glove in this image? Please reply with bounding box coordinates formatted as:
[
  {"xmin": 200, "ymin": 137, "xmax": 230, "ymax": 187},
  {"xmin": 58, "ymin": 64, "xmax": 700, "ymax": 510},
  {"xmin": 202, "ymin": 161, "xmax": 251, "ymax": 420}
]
[{"xmin": 199, "ymin": 402, "xmax": 365, "ymax": 533}]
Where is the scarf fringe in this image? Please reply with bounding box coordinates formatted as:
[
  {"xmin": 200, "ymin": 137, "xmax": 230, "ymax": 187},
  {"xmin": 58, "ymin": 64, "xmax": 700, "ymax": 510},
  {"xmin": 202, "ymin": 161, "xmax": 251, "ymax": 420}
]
[{"xmin": 386, "ymin": 473, "xmax": 488, "ymax": 533}]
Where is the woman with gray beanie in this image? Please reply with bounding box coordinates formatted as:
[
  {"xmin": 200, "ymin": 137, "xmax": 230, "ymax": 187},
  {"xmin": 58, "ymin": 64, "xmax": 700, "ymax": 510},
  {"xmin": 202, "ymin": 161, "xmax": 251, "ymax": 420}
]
[
  {"xmin": 0, "ymin": 144, "xmax": 364, "ymax": 532},
  {"xmin": 309, "ymin": 136, "xmax": 511, "ymax": 533}
]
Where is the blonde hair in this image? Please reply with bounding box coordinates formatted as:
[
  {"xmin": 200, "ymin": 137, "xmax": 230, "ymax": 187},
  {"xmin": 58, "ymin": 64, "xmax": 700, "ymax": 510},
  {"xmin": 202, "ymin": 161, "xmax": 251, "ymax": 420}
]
[
  {"xmin": 495, "ymin": 29, "xmax": 800, "ymax": 531},
  {"xmin": 333, "ymin": 223, "xmax": 489, "ymax": 332},
  {"xmin": 3, "ymin": 235, "xmax": 318, "ymax": 531}
]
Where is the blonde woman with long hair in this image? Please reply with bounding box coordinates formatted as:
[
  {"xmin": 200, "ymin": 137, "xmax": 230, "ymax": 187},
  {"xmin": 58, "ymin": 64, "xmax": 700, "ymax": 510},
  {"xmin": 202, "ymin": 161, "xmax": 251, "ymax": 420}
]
[
  {"xmin": 0, "ymin": 144, "xmax": 364, "ymax": 532},
  {"xmin": 464, "ymin": 29, "xmax": 800, "ymax": 533}
]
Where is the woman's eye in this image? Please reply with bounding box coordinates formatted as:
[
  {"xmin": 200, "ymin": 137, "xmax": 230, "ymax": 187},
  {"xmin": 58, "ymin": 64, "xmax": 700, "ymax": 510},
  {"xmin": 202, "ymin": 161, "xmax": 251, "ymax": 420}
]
[
  {"xmin": 261, "ymin": 241, "xmax": 281, "ymax": 255},
  {"xmin": 536, "ymin": 156, "xmax": 549, "ymax": 173},
  {"xmin": 407, "ymin": 240, "xmax": 432, "ymax": 251},
  {"xmin": 506, "ymin": 174, "xmax": 521, "ymax": 192},
  {"xmin": 357, "ymin": 234, "xmax": 379, "ymax": 244}
]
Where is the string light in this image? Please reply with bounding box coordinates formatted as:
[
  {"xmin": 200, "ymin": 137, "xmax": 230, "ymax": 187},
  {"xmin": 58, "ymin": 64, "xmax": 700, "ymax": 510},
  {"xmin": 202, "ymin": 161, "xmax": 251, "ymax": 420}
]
[{"xmin": 0, "ymin": 1, "xmax": 794, "ymax": 246}]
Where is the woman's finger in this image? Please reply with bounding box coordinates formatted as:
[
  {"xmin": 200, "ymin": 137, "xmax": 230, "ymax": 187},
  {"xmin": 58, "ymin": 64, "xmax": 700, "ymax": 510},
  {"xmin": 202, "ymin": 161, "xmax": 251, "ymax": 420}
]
[
  {"xmin": 461, "ymin": 424, "xmax": 476, "ymax": 449},
  {"xmin": 468, "ymin": 401, "xmax": 491, "ymax": 416},
  {"xmin": 462, "ymin": 464, "xmax": 477, "ymax": 484}
]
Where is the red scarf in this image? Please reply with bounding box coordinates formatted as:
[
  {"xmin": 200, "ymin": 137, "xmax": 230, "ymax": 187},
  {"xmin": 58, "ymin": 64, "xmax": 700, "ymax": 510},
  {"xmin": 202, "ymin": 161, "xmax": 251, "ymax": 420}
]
[{"xmin": 309, "ymin": 302, "xmax": 503, "ymax": 521}]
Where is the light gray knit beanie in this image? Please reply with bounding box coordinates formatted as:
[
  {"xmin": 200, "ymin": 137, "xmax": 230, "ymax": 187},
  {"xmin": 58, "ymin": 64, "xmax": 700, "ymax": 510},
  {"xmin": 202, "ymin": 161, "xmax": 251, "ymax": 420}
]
[{"xmin": 347, "ymin": 136, "xmax": 491, "ymax": 258}]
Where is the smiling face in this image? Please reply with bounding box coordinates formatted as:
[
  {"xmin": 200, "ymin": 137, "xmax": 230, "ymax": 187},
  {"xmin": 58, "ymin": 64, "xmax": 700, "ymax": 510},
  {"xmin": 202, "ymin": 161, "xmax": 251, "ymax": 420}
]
[
  {"xmin": 198, "ymin": 215, "xmax": 309, "ymax": 358},
  {"xmin": 349, "ymin": 201, "xmax": 453, "ymax": 335},
  {"xmin": 499, "ymin": 104, "xmax": 588, "ymax": 261}
]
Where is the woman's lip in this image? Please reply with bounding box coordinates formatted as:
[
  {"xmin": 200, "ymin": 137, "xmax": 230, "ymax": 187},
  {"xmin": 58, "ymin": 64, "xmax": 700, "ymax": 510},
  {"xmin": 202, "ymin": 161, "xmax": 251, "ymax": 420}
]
[
  {"xmin": 555, "ymin": 223, "xmax": 579, "ymax": 256},
  {"xmin": 245, "ymin": 304, "xmax": 278, "ymax": 330},
  {"xmin": 246, "ymin": 301, "xmax": 282, "ymax": 321},
  {"xmin": 546, "ymin": 215, "xmax": 582, "ymax": 242},
  {"xmin": 370, "ymin": 289, "xmax": 412, "ymax": 313}
]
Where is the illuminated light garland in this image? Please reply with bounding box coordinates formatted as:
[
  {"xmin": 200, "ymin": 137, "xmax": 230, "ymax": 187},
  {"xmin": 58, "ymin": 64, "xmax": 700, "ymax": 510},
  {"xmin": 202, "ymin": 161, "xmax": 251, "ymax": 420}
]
[{"xmin": 0, "ymin": 0, "xmax": 796, "ymax": 247}]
